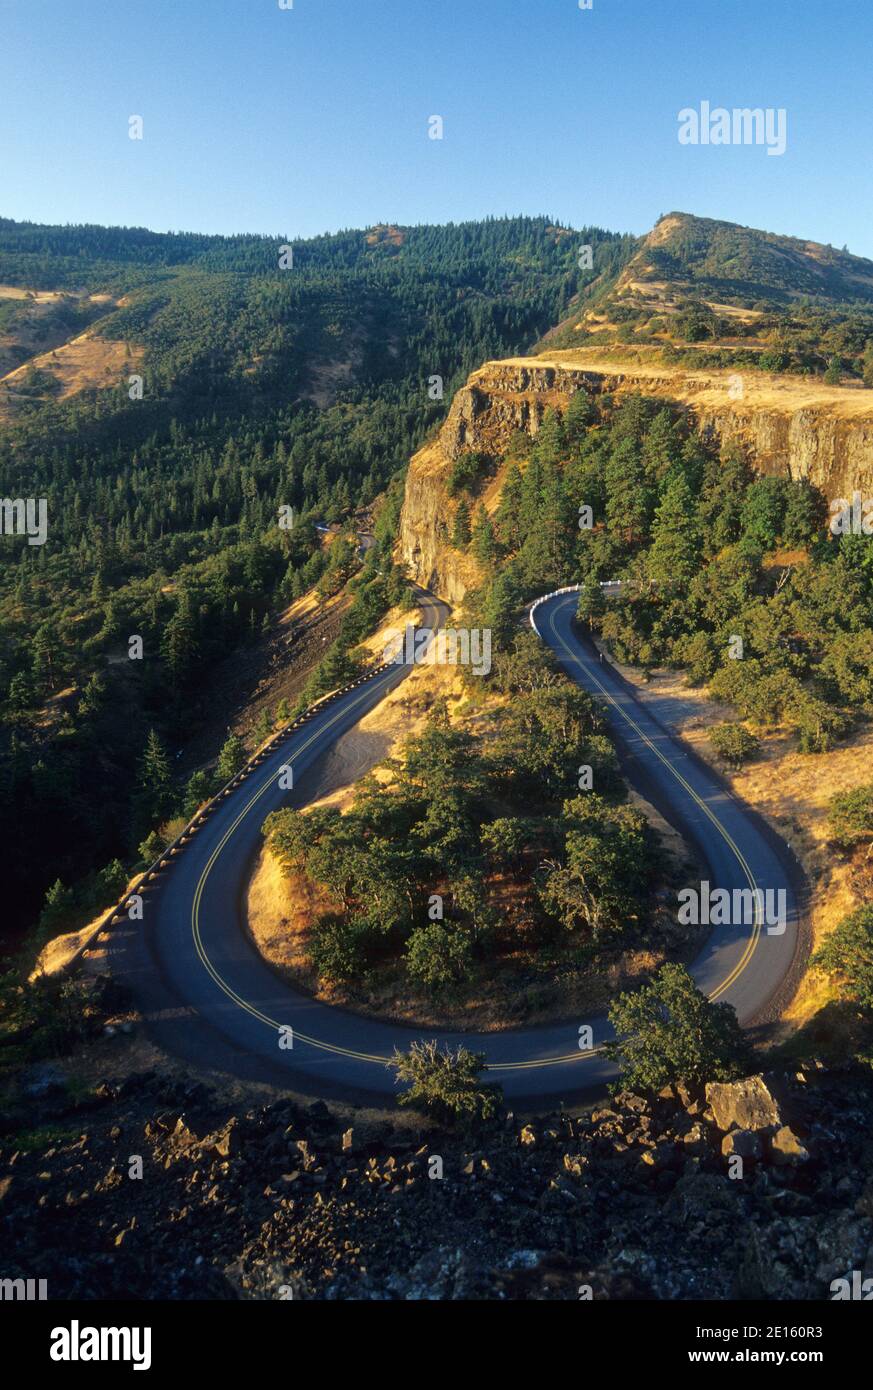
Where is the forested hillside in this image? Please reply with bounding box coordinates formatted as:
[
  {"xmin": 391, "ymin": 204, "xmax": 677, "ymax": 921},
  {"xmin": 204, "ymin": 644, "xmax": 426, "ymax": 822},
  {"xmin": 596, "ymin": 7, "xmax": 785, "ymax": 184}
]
[
  {"xmin": 425, "ymin": 380, "xmax": 873, "ymax": 1054},
  {"xmin": 545, "ymin": 211, "xmax": 873, "ymax": 384},
  {"xmin": 441, "ymin": 387, "xmax": 873, "ymax": 754},
  {"xmin": 0, "ymin": 215, "xmax": 636, "ymax": 939}
]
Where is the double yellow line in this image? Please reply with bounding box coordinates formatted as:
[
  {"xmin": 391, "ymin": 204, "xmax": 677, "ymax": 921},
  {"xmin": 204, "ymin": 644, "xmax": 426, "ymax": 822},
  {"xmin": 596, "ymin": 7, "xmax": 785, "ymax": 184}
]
[
  {"xmin": 191, "ymin": 677, "xmax": 398, "ymax": 1065},
  {"xmin": 545, "ymin": 600, "xmax": 762, "ymax": 1005},
  {"xmin": 186, "ymin": 595, "xmax": 762, "ymax": 1076}
]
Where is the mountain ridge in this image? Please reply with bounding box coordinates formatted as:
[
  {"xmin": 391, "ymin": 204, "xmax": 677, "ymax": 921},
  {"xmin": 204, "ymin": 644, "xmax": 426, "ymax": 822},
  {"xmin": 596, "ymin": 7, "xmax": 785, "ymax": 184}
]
[{"xmin": 545, "ymin": 210, "xmax": 873, "ymax": 381}]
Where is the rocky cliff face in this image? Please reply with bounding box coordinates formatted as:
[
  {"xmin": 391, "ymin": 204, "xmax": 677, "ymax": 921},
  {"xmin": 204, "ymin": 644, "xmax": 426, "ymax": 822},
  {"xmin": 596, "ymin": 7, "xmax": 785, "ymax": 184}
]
[
  {"xmin": 697, "ymin": 404, "xmax": 873, "ymax": 498},
  {"xmin": 398, "ymin": 352, "xmax": 873, "ymax": 600},
  {"xmin": 397, "ymin": 440, "xmax": 483, "ymax": 605}
]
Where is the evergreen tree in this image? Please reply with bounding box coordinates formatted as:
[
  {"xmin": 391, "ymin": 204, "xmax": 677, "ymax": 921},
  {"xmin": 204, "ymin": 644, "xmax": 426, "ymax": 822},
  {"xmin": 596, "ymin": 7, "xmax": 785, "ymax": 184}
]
[
  {"xmin": 162, "ymin": 591, "xmax": 200, "ymax": 687},
  {"xmin": 481, "ymin": 567, "xmax": 523, "ymax": 647},
  {"xmin": 470, "ymin": 506, "xmax": 498, "ymax": 568},
  {"xmin": 647, "ymin": 473, "xmax": 701, "ymax": 590},
  {"xmin": 32, "ymin": 623, "xmax": 60, "ymax": 694},
  {"xmin": 698, "ymin": 444, "xmax": 753, "ymax": 553},
  {"xmin": 641, "ymin": 409, "xmax": 682, "ymax": 483},
  {"xmin": 135, "ymin": 729, "xmax": 175, "ymax": 829},
  {"xmin": 39, "ymin": 878, "xmax": 75, "ymax": 928},
  {"xmin": 782, "ymin": 479, "xmax": 827, "ymax": 547},
  {"xmin": 452, "ymin": 499, "xmax": 472, "ymax": 548},
  {"xmin": 254, "ymin": 707, "xmax": 274, "ymax": 743},
  {"xmin": 184, "ymin": 769, "xmax": 214, "ymax": 818},
  {"xmin": 8, "ymin": 671, "xmax": 33, "ymax": 713},
  {"xmin": 564, "ymin": 389, "xmax": 595, "ymax": 453},
  {"xmin": 533, "ymin": 406, "xmax": 567, "ymax": 466},
  {"xmin": 495, "ymin": 463, "xmax": 524, "ymax": 550},
  {"xmin": 216, "ymin": 731, "xmax": 247, "ymax": 782},
  {"xmin": 740, "ymin": 477, "xmax": 789, "ymax": 550},
  {"xmin": 605, "ymin": 437, "xmax": 653, "ymax": 542},
  {"xmin": 518, "ymin": 456, "xmax": 545, "ymax": 537}
]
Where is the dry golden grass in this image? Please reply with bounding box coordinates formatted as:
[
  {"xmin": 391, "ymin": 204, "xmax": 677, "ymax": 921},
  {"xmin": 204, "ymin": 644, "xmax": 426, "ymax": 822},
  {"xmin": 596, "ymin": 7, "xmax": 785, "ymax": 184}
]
[
  {"xmin": 609, "ymin": 652, "xmax": 873, "ymax": 1029},
  {"xmin": 0, "ymin": 334, "xmax": 142, "ymax": 420},
  {"xmin": 707, "ymin": 300, "xmax": 765, "ymax": 324},
  {"xmin": 28, "ymin": 868, "xmax": 145, "ymax": 982},
  {"xmin": 357, "ymin": 604, "xmax": 422, "ymax": 660},
  {"xmin": 488, "ymin": 350, "xmax": 873, "ymax": 421},
  {"xmin": 0, "ymin": 285, "xmax": 66, "ymax": 303},
  {"xmin": 479, "ymin": 458, "xmax": 512, "ymax": 517},
  {"xmin": 276, "ymin": 586, "xmax": 345, "ymax": 626},
  {"xmin": 647, "ymin": 214, "xmax": 686, "ymax": 247},
  {"xmin": 731, "ymin": 731, "xmax": 873, "ymax": 1028},
  {"xmin": 0, "ymin": 285, "xmax": 115, "ymax": 305},
  {"xmin": 246, "ymin": 854, "xmax": 340, "ymax": 985}
]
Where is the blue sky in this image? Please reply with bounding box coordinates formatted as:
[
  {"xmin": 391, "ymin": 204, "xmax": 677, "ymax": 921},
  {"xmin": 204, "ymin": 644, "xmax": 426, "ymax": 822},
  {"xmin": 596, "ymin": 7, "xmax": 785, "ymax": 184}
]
[{"xmin": 2, "ymin": 0, "xmax": 871, "ymax": 252}]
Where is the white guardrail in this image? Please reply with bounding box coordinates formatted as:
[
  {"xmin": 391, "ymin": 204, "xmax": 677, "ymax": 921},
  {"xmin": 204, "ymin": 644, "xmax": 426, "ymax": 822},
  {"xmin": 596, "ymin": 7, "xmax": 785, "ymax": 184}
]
[{"xmin": 529, "ymin": 581, "xmax": 621, "ymax": 635}]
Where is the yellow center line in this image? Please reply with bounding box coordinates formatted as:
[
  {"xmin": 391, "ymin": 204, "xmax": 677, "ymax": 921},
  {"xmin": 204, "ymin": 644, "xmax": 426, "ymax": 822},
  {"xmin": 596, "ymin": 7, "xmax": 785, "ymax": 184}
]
[
  {"xmin": 187, "ymin": 594, "xmax": 763, "ymax": 1076},
  {"xmin": 192, "ymin": 670, "xmax": 403, "ymax": 1064},
  {"xmin": 545, "ymin": 599, "xmax": 762, "ymax": 1003}
]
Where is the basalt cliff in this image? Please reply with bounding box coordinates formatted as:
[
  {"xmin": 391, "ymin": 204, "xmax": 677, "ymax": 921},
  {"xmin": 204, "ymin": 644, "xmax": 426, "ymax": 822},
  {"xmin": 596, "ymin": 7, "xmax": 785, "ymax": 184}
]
[{"xmin": 398, "ymin": 350, "xmax": 873, "ymax": 602}]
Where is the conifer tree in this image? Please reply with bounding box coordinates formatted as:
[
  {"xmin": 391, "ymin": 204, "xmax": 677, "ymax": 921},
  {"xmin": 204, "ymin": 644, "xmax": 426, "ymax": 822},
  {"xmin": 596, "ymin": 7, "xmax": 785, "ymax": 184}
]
[
  {"xmin": 495, "ymin": 463, "xmax": 524, "ymax": 550},
  {"xmin": 452, "ymin": 499, "xmax": 472, "ymax": 548},
  {"xmin": 216, "ymin": 731, "xmax": 247, "ymax": 782},
  {"xmin": 136, "ymin": 728, "xmax": 175, "ymax": 829},
  {"xmin": 470, "ymin": 506, "xmax": 498, "ymax": 568},
  {"xmin": 533, "ymin": 407, "xmax": 567, "ymax": 466},
  {"xmin": 648, "ymin": 473, "xmax": 700, "ymax": 590},
  {"xmin": 564, "ymin": 389, "xmax": 595, "ymax": 453},
  {"xmin": 605, "ymin": 437, "xmax": 653, "ymax": 542}
]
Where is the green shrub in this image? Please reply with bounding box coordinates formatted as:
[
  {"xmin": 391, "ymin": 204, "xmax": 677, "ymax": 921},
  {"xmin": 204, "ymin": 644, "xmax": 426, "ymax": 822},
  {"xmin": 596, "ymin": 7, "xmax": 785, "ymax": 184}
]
[
  {"xmin": 447, "ymin": 452, "xmax": 489, "ymax": 498},
  {"xmin": 405, "ymin": 923, "xmax": 474, "ymax": 994},
  {"xmin": 811, "ymin": 907, "xmax": 873, "ymax": 1011},
  {"xmin": 709, "ymin": 722, "xmax": 760, "ymax": 768},
  {"xmin": 389, "ymin": 1041, "xmax": 502, "ymax": 1126},
  {"xmin": 605, "ymin": 963, "xmax": 747, "ymax": 1092},
  {"xmin": 309, "ymin": 914, "xmax": 373, "ymax": 984},
  {"xmin": 827, "ymin": 785, "xmax": 873, "ymax": 849}
]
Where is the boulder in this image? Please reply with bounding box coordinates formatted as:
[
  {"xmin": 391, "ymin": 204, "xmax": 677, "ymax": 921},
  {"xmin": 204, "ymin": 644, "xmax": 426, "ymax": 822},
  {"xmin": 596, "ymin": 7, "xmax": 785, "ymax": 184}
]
[
  {"xmin": 614, "ymin": 1092, "xmax": 650, "ymax": 1115},
  {"xmin": 170, "ymin": 1116, "xmax": 201, "ymax": 1149},
  {"xmin": 769, "ymin": 1126, "xmax": 810, "ymax": 1166},
  {"xmin": 675, "ymin": 1080, "xmax": 706, "ymax": 1115},
  {"xmin": 721, "ymin": 1129, "xmax": 762, "ymax": 1162},
  {"xmin": 705, "ymin": 1076, "xmax": 783, "ymax": 1133},
  {"xmin": 639, "ymin": 1141, "xmax": 675, "ymax": 1172},
  {"xmin": 210, "ymin": 1119, "xmax": 243, "ymax": 1159},
  {"xmin": 679, "ymin": 1122, "xmax": 711, "ymax": 1158}
]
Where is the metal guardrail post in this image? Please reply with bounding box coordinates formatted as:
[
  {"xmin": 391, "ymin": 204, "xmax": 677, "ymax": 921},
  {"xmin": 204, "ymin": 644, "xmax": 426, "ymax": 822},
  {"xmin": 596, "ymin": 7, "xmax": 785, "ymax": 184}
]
[{"xmin": 67, "ymin": 638, "xmax": 423, "ymax": 970}]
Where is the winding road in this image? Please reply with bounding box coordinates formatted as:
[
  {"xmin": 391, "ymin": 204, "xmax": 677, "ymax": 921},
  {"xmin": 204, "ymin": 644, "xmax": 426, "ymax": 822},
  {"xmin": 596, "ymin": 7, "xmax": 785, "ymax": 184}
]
[{"xmin": 108, "ymin": 589, "xmax": 803, "ymax": 1105}]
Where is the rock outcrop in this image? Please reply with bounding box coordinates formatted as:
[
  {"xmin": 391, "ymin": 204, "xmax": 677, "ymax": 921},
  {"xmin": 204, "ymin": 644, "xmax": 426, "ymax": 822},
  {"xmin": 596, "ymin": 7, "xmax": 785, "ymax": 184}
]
[
  {"xmin": 397, "ymin": 350, "xmax": 873, "ymax": 601},
  {"xmin": 396, "ymin": 441, "xmax": 483, "ymax": 605},
  {"xmin": 705, "ymin": 1075, "xmax": 784, "ymax": 1132}
]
